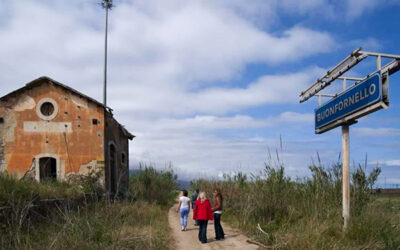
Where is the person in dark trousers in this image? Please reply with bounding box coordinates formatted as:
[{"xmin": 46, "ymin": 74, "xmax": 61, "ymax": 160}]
[
  {"xmin": 191, "ymin": 189, "xmax": 200, "ymax": 225},
  {"xmin": 193, "ymin": 192, "xmax": 213, "ymax": 244},
  {"xmin": 212, "ymin": 189, "xmax": 225, "ymax": 240}
]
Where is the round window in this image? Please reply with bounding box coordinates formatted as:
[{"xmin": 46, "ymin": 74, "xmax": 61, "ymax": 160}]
[
  {"xmin": 40, "ymin": 102, "xmax": 55, "ymax": 116},
  {"xmin": 36, "ymin": 98, "xmax": 58, "ymax": 120}
]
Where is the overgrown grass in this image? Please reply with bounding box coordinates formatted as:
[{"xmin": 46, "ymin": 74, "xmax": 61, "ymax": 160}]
[
  {"xmin": 192, "ymin": 160, "xmax": 400, "ymax": 249},
  {"xmin": 0, "ymin": 166, "xmax": 177, "ymax": 250},
  {"xmin": 129, "ymin": 164, "xmax": 178, "ymax": 206},
  {"xmin": 0, "ymin": 173, "xmax": 99, "ymax": 247},
  {"xmin": 12, "ymin": 201, "xmax": 171, "ymax": 250}
]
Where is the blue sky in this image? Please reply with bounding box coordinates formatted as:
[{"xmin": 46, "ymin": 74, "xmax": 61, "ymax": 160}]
[{"xmin": 0, "ymin": 0, "xmax": 399, "ymax": 185}]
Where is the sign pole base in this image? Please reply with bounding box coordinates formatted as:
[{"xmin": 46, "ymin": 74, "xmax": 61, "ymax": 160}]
[{"xmin": 342, "ymin": 124, "xmax": 350, "ymax": 229}]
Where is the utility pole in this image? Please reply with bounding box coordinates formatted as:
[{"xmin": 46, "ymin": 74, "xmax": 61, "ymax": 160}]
[
  {"xmin": 102, "ymin": 0, "xmax": 113, "ymax": 107},
  {"xmin": 101, "ymin": 0, "xmax": 113, "ymax": 196}
]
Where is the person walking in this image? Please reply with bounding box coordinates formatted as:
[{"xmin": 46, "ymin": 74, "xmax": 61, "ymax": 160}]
[
  {"xmin": 212, "ymin": 189, "xmax": 225, "ymax": 240},
  {"xmin": 191, "ymin": 189, "xmax": 200, "ymax": 226},
  {"xmin": 193, "ymin": 192, "xmax": 213, "ymax": 244},
  {"xmin": 176, "ymin": 190, "xmax": 191, "ymax": 231}
]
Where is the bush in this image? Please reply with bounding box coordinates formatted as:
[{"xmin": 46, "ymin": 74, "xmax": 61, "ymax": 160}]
[
  {"xmin": 192, "ymin": 159, "xmax": 399, "ymax": 249},
  {"xmin": 0, "ymin": 173, "xmax": 102, "ymax": 248},
  {"xmin": 129, "ymin": 163, "xmax": 177, "ymax": 206}
]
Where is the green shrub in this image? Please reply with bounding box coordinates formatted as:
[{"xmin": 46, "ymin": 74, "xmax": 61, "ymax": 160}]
[
  {"xmin": 192, "ymin": 159, "xmax": 399, "ymax": 249},
  {"xmin": 129, "ymin": 163, "xmax": 177, "ymax": 206},
  {"xmin": 0, "ymin": 172, "xmax": 173, "ymax": 249},
  {"xmin": 0, "ymin": 173, "xmax": 102, "ymax": 248},
  {"xmin": 9, "ymin": 201, "xmax": 172, "ymax": 250}
]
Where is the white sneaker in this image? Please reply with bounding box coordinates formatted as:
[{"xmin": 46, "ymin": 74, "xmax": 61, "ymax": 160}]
[
  {"xmin": 184, "ymin": 226, "xmax": 187, "ymax": 231},
  {"xmin": 181, "ymin": 226, "xmax": 184, "ymax": 231}
]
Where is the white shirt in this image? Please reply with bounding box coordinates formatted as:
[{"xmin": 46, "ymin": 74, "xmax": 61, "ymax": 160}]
[{"xmin": 180, "ymin": 196, "xmax": 190, "ymax": 209}]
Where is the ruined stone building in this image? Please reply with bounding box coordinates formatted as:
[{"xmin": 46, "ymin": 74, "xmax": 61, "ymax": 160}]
[{"xmin": 0, "ymin": 76, "xmax": 134, "ymax": 194}]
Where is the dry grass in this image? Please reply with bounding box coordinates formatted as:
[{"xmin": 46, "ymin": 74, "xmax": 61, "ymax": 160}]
[
  {"xmin": 0, "ymin": 168, "xmax": 176, "ymax": 250},
  {"xmin": 192, "ymin": 162, "xmax": 400, "ymax": 249},
  {"xmin": 9, "ymin": 201, "xmax": 172, "ymax": 250}
]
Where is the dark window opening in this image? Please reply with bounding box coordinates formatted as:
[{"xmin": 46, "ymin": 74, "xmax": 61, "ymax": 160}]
[
  {"xmin": 0, "ymin": 117, "xmax": 4, "ymax": 123},
  {"xmin": 92, "ymin": 119, "xmax": 99, "ymax": 125},
  {"xmin": 39, "ymin": 157, "xmax": 57, "ymax": 181},
  {"xmin": 40, "ymin": 102, "xmax": 55, "ymax": 116},
  {"xmin": 109, "ymin": 145, "xmax": 117, "ymax": 194},
  {"xmin": 121, "ymin": 153, "xmax": 126, "ymax": 164}
]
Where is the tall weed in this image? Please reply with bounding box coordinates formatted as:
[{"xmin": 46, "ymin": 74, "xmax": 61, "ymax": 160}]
[
  {"xmin": 193, "ymin": 159, "xmax": 399, "ymax": 249},
  {"xmin": 129, "ymin": 163, "xmax": 177, "ymax": 206}
]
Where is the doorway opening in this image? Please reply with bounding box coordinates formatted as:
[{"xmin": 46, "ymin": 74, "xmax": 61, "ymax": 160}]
[
  {"xmin": 109, "ymin": 144, "xmax": 117, "ymax": 194},
  {"xmin": 39, "ymin": 157, "xmax": 57, "ymax": 181}
]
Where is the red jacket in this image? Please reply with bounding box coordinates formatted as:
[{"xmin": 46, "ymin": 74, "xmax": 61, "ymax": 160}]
[{"xmin": 193, "ymin": 199, "xmax": 214, "ymax": 221}]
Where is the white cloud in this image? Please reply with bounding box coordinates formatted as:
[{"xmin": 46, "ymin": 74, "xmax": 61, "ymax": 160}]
[
  {"xmin": 353, "ymin": 127, "xmax": 400, "ymax": 137},
  {"xmin": 0, "ymin": 1, "xmax": 333, "ymax": 117},
  {"xmin": 126, "ymin": 110, "xmax": 318, "ymax": 179},
  {"xmin": 346, "ymin": 0, "xmax": 380, "ymax": 19},
  {"xmin": 109, "ymin": 67, "xmax": 325, "ymax": 116},
  {"xmin": 381, "ymin": 159, "xmax": 400, "ymax": 167},
  {"xmin": 129, "ymin": 129, "xmax": 328, "ymax": 180},
  {"xmin": 349, "ymin": 37, "xmax": 382, "ymax": 51},
  {"xmin": 127, "ymin": 112, "xmax": 313, "ymax": 133},
  {"xmin": 107, "ymin": 2, "xmax": 334, "ymax": 83}
]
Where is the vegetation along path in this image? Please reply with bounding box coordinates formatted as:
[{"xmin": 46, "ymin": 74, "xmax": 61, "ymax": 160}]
[{"xmin": 168, "ymin": 203, "xmax": 261, "ymax": 250}]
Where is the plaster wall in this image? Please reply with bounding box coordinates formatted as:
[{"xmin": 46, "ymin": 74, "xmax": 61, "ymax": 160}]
[{"xmin": 0, "ymin": 81, "xmax": 105, "ymax": 181}]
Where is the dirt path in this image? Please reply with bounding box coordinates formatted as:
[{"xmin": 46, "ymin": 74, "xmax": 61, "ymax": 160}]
[{"xmin": 168, "ymin": 204, "xmax": 261, "ymax": 250}]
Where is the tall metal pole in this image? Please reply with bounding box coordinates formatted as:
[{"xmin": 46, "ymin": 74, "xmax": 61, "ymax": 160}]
[
  {"xmin": 101, "ymin": 0, "xmax": 112, "ymax": 196},
  {"xmin": 103, "ymin": 6, "xmax": 108, "ymax": 106},
  {"xmin": 342, "ymin": 78, "xmax": 350, "ymax": 229},
  {"xmin": 102, "ymin": 0, "xmax": 112, "ymax": 107}
]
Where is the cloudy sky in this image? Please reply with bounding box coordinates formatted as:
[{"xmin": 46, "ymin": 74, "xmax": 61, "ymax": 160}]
[{"xmin": 1, "ymin": 0, "xmax": 400, "ymax": 185}]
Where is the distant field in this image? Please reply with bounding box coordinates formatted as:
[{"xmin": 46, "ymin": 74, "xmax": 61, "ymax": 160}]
[
  {"xmin": 375, "ymin": 188, "xmax": 400, "ymax": 199},
  {"xmin": 375, "ymin": 196, "xmax": 400, "ymax": 206}
]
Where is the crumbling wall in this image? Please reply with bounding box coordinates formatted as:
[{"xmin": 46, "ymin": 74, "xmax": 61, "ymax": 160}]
[
  {"xmin": 104, "ymin": 112, "xmax": 130, "ymax": 196},
  {"xmin": 0, "ymin": 80, "xmax": 105, "ymax": 184},
  {"xmin": 0, "ymin": 138, "xmax": 5, "ymax": 172}
]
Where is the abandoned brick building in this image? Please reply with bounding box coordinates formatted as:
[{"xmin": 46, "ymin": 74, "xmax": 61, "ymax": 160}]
[{"xmin": 0, "ymin": 76, "xmax": 134, "ymax": 194}]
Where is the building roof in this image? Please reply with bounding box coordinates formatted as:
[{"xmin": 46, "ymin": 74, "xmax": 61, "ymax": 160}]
[
  {"xmin": 0, "ymin": 76, "xmax": 135, "ymax": 140},
  {"xmin": 0, "ymin": 76, "xmax": 108, "ymax": 109}
]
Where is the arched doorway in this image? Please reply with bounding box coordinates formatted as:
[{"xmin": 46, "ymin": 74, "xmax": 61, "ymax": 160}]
[
  {"xmin": 39, "ymin": 157, "xmax": 57, "ymax": 181},
  {"xmin": 109, "ymin": 144, "xmax": 117, "ymax": 194}
]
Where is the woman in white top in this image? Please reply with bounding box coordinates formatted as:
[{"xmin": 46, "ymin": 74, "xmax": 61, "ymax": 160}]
[{"xmin": 176, "ymin": 189, "xmax": 191, "ymax": 231}]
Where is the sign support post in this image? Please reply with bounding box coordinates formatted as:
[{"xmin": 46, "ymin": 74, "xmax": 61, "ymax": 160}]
[
  {"xmin": 342, "ymin": 79, "xmax": 350, "ymax": 229},
  {"xmin": 300, "ymin": 48, "xmax": 400, "ymax": 230},
  {"xmin": 342, "ymin": 124, "xmax": 350, "ymax": 229}
]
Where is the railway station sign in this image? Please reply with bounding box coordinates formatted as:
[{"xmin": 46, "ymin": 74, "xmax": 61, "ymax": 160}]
[
  {"xmin": 301, "ymin": 48, "xmax": 399, "ymax": 229},
  {"xmin": 315, "ymin": 71, "xmax": 382, "ymax": 133}
]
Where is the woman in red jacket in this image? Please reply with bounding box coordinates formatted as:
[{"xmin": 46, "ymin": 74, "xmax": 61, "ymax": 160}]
[{"xmin": 193, "ymin": 191, "xmax": 213, "ymax": 243}]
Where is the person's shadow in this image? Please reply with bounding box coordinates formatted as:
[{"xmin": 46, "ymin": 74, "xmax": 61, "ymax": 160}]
[{"xmin": 206, "ymin": 233, "xmax": 240, "ymax": 243}]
